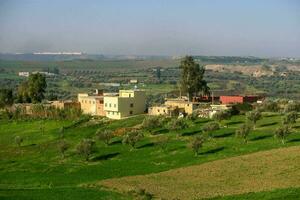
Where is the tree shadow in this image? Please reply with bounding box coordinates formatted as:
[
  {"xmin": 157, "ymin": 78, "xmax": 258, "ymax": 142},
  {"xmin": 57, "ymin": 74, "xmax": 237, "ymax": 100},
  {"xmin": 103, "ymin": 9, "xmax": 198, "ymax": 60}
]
[
  {"xmin": 200, "ymin": 146, "xmax": 225, "ymax": 155},
  {"xmin": 260, "ymin": 122, "xmax": 278, "ymax": 127},
  {"xmin": 213, "ymin": 132, "xmax": 234, "ymax": 138},
  {"xmin": 226, "ymin": 121, "xmax": 243, "ymax": 126},
  {"xmin": 181, "ymin": 130, "xmax": 202, "ymax": 136},
  {"xmin": 137, "ymin": 142, "xmax": 155, "ymax": 149},
  {"xmin": 292, "ymin": 125, "xmax": 300, "ymax": 129},
  {"xmin": 91, "ymin": 152, "xmax": 120, "ymax": 161},
  {"xmin": 195, "ymin": 119, "xmax": 210, "ymax": 124},
  {"xmin": 288, "ymin": 138, "xmax": 300, "ymax": 143},
  {"xmin": 153, "ymin": 129, "xmax": 169, "ymax": 135},
  {"xmin": 250, "ymin": 135, "xmax": 272, "ymax": 141},
  {"xmin": 25, "ymin": 143, "xmax": 37, "ymax": 147},
  {"xmin": 110, "ymin": 140, "xmax": 122, "ymax": 145}
]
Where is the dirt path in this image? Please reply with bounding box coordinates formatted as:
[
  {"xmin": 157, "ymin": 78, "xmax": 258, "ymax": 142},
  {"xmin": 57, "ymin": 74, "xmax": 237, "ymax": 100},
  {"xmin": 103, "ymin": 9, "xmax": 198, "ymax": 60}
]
[{"xmin": 99, "ymin": 146, "xmax": 300, "ymax": 199}]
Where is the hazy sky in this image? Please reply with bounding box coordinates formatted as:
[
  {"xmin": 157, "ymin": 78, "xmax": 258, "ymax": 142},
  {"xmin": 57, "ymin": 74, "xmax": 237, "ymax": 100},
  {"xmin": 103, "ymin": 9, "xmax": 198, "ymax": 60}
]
[{"xmin": 0, "ymin": 0, "xmax": 299, "ymax": 57}]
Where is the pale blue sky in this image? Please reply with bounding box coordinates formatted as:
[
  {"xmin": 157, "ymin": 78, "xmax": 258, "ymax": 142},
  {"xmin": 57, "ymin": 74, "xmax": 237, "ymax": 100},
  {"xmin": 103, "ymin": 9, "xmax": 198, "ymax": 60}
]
[{"xmin": 0, "ymin": 0, "xmax": 299, "ymax": 57}]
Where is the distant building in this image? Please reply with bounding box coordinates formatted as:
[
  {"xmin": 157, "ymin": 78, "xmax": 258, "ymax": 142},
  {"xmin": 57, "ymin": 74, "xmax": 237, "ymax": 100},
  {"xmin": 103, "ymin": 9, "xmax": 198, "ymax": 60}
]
[
  {"xmin": 18, "ymin": 72, "xmax": 30, "ymax": 77},
  {"xmin": 104, "ymin": 90, "xmax": 146, "ymax": 119},
  {"xmin": 78, "ymin": 90, "xmax": 106, "ymax": 116},
  {"xmin": 220, "ymin": 95, "xmax": 261, "ymax": 105},
  {"xmin": 148, "ymin": 97, "xmax": 202, "ymax": 116},
  {"xmin": 32, "ymin": 71, "xmax": 56, "ymax": 76},
  {"xmin": 50, "ymin": 100, "xmax": 80, "ymax": 110},
  {"xmin": 129, "ymin": 79, "xmax": 138, "ymax": 84}
]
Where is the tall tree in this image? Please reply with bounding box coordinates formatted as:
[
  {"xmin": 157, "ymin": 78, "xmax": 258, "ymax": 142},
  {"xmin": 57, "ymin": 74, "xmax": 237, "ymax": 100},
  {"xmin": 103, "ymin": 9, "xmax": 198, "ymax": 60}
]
[
  {"xmin": 28, "ymin": 73, "xmax": 47, "ymax": 103},
  {"xmin": 0, "ymin": 89, "xmax": 13, "ymax": 108},
  {"xmin": 179, "ymin": 56, "xmax": 210, "ymax": 101}
]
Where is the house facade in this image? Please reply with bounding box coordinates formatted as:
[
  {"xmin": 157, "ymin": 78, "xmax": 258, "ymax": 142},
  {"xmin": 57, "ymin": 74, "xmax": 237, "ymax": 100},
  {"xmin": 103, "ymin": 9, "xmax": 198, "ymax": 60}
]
[
  {"xmin": 78, "ymin": 91, "xmax": 106, "ymax": 116},
  {"xmin": 104, "ymin": 90, "xmax": 146, "ymax": 119}
]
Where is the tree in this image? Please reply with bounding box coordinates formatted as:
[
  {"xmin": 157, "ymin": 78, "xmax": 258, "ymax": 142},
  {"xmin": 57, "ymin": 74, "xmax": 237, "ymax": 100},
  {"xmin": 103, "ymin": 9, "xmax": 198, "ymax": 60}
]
[
  {"xmin": 166, "ymin": 118, "xmax": 188, "ymax": 131},
  {"xmin": 202, "ymin": 122, "xmax": 220, "ymax": 138},
  {"xmin": 283, "ymin": 111, "xmax": 298, "ymax": 126},
  {"xmin": 96, "ymin": 129, "xmax": 113, "ymax": 145},
  {"xmin": 58, "ymin": 140, "xmax": 69, "ymax": 159},
  {"xmin": 0, "ymin": 89, "xmax": 13, "ymax": 108},
  {"xmin": 246, "ymin": 110, "xmax": 261, "ymax": 129},
  {"xmin": 235, "ymin": 123, "xmax": 252, "ymax": 143},
  {"xmin": 76, "ymin": 139, "xmax": 95, "ymax": 161},
  {"xmin": 212, "ymin": 110, "xmax": 231, "ymax": 125},
  {"xmin": 191, "ymin": 136, "xmax": 205, "ymax": 156},
  {"xmin": 274, "ymin": 125, "xmax": 290, "ymax": 144},
  {"xmin": 28, "ymin": 73, "xmax": 47, "ymax": 103},
  {"xmin": 122, "ymin": 130, "xmax": 143, "ymax": 150},
  {"xmin": 155, "ymin": 135, "xmax": 169, "ymax": 152},
  {"xmin": 15, "ymin": 136, "xmax": 23, "ymax": 147},
  {"xmin": 179, "ymin": 56, "xmax": 210, "ymax": 101},
  {"xmin": 17, "ymin": 81, "xmax": 31, "ymax": 103}
]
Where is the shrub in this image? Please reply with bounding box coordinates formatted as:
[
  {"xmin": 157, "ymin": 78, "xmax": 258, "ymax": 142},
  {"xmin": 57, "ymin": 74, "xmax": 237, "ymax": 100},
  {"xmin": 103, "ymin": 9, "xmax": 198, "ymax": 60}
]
[
  {"xmin": 274, "ymin": 125, "xmax": 290, "ymax": 144},
  {"xmin": 155, "ymin": 135, "xmax": 169, "ymax": 151},
  {"xmin": 284, "ymin": 102, "xmax": 300, "ymax": 112},
  {"xmin": 246, "ymin": 110, "xmax": 261, "ymax": 128},
  {"xmin": 260, "ymin": 101, "xmax": 280, "ymax": 112},
  {"xmin": 96, "ymin": 129, "xmax": 113, "ymax": 145},
  {"xmin": 212, "ymin": 110, "xmax": 231, "ymax": 123},
  {"xmin": 191, "ymin": 136, "xmax": 205, "ymax": 156},
  {"xmin": 166, "ymin": 118, "xmax": 188, "ymax": 131},
  {"xmin": 15, "ymin": 136, "xmax": 23, "ymax": 147},
  {"xmin": 283, "ymin": 111, "xmax": 298, "ymax": 125},
  {"xmin": 76, "ymin": 139, "xmax": 95, "ymax": 161},
  {"xmin": 122, "ymin": 130, "xmax": 144, "ymax": 149},
  {"xmin": 202, "ymin": 122, "xmax": 220, "ymax": 138},
  {"xmin": 235, "ymin": 123, "xmax": 252, "ymax": 143}
]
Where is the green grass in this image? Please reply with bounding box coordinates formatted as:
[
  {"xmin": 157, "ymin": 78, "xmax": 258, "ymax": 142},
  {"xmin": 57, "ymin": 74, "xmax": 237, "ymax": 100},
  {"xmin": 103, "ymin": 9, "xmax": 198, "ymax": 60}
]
[
  {"xmin": 0, "ymin": 113, "xmax": 300, "ymax": 199},
  {"xmin": 208, "ymin": 187, "xmax": 300, "ymax": 200}
]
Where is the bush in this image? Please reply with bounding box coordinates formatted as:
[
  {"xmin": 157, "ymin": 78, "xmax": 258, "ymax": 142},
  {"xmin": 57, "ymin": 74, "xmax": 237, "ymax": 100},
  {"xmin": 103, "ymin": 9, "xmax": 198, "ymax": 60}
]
[
  {"xmin": 202, "ymin": 122, "xmax": 220, "ymax": 138},
  {"xmin": 212, "ymin": 110, "xmax": 231, "ymax": 122},
  {"xmin": 76, "ymin": 139, "xmax": 95, "ymax": 161},
  {"xmin": 166, "ymin": 118, "xmax": 188, "ymax": 131},
  {"xmin": 283, "ymin": 111, "xmax": 298, "ymax": 125},
  {"xmin": 122, "ymin": 130, "xmax": 144, "ymax": 149},
  {"xmin": 58, "ymin": 140, "xmax": 69, "ymax": 159},
  {"xmin": 96, "ymin": 129, "xmax": 113, "ymax": 145},
  {"xmin": 259, "ymin": 101, "xmax": 280, "ymax": 112},
  {"xmin": 235, "ymin": 123, "xmax": 252, "ymax": 143},
  {"xmin": 190, "ymin": 136, "xmax": 205, "ymax": 156},
  {"xmin": 15, "ymin": 136, "xmax": 23, "ymax": 147},
  {"xmin": 274, "ymin": 125, "xmax": 290, "ymax": 144}
]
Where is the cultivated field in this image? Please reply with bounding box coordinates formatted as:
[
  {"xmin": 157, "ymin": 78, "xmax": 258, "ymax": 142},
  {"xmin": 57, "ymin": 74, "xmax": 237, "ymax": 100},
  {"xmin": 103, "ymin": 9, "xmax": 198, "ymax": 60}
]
[{"xmin": 100, "ymin": 145, "xmax": 300, "ymax": 199}]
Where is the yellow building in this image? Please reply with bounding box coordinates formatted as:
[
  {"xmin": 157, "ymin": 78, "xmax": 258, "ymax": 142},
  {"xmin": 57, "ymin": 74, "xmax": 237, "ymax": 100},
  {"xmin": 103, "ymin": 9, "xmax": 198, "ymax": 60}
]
[
  {"xmin": 164, "ymin": 98, "xmax": 200, "ymax": 115},
  {"xmin": 78, "ymin": 91, "xmax": 106, "ymax": 116},
  {"xmin": 104, "ymin": 90, "xmax": 146, "ymax": 119}
]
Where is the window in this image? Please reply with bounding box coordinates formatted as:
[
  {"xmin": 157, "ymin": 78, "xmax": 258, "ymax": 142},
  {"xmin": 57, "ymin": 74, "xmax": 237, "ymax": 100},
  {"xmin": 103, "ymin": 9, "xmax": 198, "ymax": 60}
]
[
  {"xmin": 114, "ymin": 104, "xmax": 116, "ymax": 108},
  {"xmin": 129, "ymin": 94, "xmax": 131, "ymax": 97},
  {"xmin": 105, "ymin": 103, "xmax": 107, "ymax": 107},
  {"xmin": 129, "ymin": 111, "xmax": 133, "ymax": 115},
  {"xmin": 109, "ymin": 103, "xmax": 111, "ymax": 107},
  {"xmin": 158, "ymin": 109, "xmax": 160, "ymax": 112},
  {"xmin": 89, "ymin": 100, "xmax": 91, "ymax": 104},
  {"xmin": 93, "ymin": 101, "xmax": 95, "ymax": 104},
  {"xmin": 130, "ymin": 103, "xmax": 133, "ymax": 108}
]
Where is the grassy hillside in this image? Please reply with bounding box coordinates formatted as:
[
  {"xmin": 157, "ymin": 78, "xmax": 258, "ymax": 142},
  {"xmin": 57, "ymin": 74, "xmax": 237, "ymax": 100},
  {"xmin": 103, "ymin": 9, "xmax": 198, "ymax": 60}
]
[
  {"xmin": 100, "ymin": 146, "xmax": 300, "ymax": 199},
  {"xmin": 0, "ymin": 113, "xmax": 300, "ymax": 199}
]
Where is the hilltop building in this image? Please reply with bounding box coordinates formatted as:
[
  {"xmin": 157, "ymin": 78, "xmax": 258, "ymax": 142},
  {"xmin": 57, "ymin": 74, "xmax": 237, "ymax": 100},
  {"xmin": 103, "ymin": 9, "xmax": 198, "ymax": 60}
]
[
  {"xmin": 220, "ymin": 95, "xmax": 262, "ymax": 104},
  {"xmin": 78, "ymin": 89, "xmax": 106, "ymax": 116},
  {"xmin": 104, "ymin": 90, "xmax": 146, "ymax": 119}
]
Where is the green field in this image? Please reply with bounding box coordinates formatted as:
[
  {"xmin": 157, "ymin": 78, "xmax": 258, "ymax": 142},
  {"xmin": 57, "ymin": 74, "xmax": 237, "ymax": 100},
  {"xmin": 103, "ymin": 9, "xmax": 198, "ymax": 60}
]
[{"xmin": 0, "ymin": 113, "xmax": 300, "ymax": 199}]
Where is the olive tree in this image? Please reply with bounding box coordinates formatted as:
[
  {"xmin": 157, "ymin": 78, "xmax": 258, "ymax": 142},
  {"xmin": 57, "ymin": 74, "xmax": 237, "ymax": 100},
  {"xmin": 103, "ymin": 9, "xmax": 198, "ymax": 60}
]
[
  {"xmin": 235, "ymin": 123, "xmax": 252, "ymax": 143},
  {"xmin": 122, "ymin": 130, "xmax": 144, "ymax": 150},
  {"xmin": 191, "ymin": 136, "xmax": 205, "ymax": 156},
  {"xmin": 76, "ymin": 139, "xmax": 95, "ymax": 161},
  {"xmin": 246, "ymin": 110, "xmax": 261, "ymax": 129},
  {"xmin": 283, "ymin": 111, "xmax": 298, "ymax": 126},
  {"xmin": 274, "ymin": 125, "xmax": 290, "ymax": 144},
  {"xmin": 96, "ymin": 129, "xmax": 114, "ymax": 145},
  {"xmin": 202, "ymin": 122, "xmax": 220, "ymax": 138}
]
